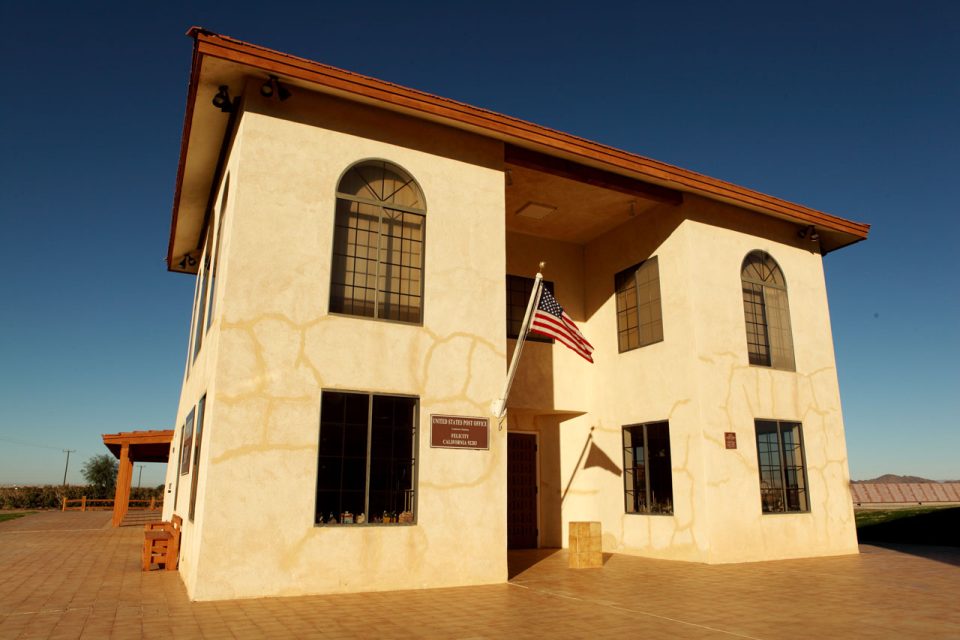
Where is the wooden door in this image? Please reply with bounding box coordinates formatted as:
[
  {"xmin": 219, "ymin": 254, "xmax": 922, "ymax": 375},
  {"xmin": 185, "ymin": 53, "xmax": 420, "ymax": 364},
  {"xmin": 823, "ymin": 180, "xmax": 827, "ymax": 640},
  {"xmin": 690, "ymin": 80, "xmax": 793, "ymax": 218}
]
[{"xmin": 508, "ymin": 432, "xmax": 538, "ymax": 549}]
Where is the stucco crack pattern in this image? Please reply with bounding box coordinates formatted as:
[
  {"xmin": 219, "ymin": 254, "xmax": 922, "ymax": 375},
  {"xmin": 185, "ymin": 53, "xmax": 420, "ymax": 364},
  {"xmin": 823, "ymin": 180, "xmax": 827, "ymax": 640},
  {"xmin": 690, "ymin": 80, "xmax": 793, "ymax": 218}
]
[
  {"xmin": 703, "ymin": 347, "xmax": 856, "ymax": 559},
  {"xmin": 667, "ymin": 432, "xmax": 699, "ymax": 551},
  {"xmin": 206, "ymin": 308, "xmax": 509, "ymax": 515},
  {"xmin": 415, "ymin": 328, "xmax": 502, "ymax": 411}
]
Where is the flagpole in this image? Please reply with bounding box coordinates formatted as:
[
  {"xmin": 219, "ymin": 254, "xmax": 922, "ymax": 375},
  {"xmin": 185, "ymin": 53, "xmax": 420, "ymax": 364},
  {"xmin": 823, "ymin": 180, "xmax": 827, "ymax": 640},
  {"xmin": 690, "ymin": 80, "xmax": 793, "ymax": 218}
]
[{"xmin": 491, "ymin": 265, "xmax": 545, "ymax": 419}]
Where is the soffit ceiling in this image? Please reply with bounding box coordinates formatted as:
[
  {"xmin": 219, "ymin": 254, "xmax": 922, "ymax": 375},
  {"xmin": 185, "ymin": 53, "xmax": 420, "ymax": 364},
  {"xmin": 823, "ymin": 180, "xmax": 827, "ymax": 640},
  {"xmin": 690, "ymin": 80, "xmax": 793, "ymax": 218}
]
[{"xmin": 504, "ymin": 163, "xmax": 661, "ymax": 243}]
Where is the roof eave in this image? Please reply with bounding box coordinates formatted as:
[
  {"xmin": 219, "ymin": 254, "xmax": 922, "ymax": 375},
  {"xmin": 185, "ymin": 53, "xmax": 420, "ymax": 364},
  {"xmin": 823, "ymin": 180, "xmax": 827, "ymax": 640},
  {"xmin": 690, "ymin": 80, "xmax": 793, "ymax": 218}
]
[{"xmin": 168, "ymin": 29, "xmax": 869, "ymax": 269}]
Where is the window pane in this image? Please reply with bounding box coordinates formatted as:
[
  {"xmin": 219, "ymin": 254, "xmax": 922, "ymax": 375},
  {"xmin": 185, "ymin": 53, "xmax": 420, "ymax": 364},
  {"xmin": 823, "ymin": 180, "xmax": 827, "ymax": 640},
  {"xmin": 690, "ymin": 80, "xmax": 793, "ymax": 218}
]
[
  {"xmin": 506, "ymin": 276, "xmax": 554, "ymax": 342},
  {"xmin": 316, "ymin": 457, "xmax": 342, "ymax": 489},
  {"xmin": 207, "ymin": 176, "xmax": 228, "ymax": 332},
  {"xmin": 317, "ymin": 392, "xmax": 369, "ymax": 524},
  {"xmin": 622, "ymin": 425, "xmax": 647, "ymax": 514},
  {"xmin": 188, "ymin": 395, "xmax": 206, "ymax": 521},
  {"xmin": 743, "ymin": 283, "xmax": 771, "ymax": 366},
  {"xmin": 192, "ymin": 236, "xmax": 211, "ymax": 362},
  {"xmin": 180, "ymin": 409, "xmax": 195, "ymax": 476},
  {"xmin": 317, "ymin": 392, "xmax": 417, "ymax": 525},
  {"xmin": 754, "ymin": 420, "xmax": 807, "ymax": 514},
  {"xmin": 764, "ymin": 286, "xmax": 796, "ymax": 371},
  {"xmin": 742, "ymin": 252, "xmax": 793, "ymax": 370},
  {"xmin": 331, "ymin": 162, "xmax": 425, "ymax": 324},
  {"xmin": 646, "ymin": 422, "xmax": 673, "ymax": 514},
  {"xmin": 615, "ymin": 258, "xmax": 663, "ymax": 352},
  {"xmin": 779, "ymin": 422, "xmax": 807, "ymax": 511},
  {"xmin": 369, "ymin": 396, "xmax": 417, "ymax": 520},
  {"xmin": 330, "ymin": 200, "xmax": 378, "ymax": 318}
]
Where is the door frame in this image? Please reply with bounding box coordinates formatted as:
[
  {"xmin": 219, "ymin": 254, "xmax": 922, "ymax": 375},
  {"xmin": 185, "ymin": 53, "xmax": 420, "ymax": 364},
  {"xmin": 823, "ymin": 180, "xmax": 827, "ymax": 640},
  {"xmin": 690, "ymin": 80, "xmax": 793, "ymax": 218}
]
[{"xmin": 508, "ymin": 430, "xmax": 541, "ymax": 549}]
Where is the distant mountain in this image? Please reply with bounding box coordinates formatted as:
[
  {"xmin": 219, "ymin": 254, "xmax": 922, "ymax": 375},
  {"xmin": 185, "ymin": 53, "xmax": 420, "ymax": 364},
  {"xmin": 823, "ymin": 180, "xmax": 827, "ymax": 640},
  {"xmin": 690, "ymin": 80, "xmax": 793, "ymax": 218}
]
[{"xmin": 852, "ymin": 474, "xmax": 939, "ymax": 484}]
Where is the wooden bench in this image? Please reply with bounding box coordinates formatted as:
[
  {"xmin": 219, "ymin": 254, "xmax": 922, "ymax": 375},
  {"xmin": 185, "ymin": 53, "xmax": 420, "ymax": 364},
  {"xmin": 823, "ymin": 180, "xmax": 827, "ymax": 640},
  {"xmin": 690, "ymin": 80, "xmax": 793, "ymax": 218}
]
[{"xmin": 142, "ymin": 514, "xmax": 182, "ymax": 571}]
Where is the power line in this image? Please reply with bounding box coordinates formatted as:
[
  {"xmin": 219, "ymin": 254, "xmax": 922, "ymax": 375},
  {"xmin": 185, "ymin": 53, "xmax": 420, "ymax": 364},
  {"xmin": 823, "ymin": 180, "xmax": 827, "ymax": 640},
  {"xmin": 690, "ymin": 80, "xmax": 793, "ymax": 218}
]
[{"xmin": 0, "ymin": 435, "xmax": 63, "ymax": 451}]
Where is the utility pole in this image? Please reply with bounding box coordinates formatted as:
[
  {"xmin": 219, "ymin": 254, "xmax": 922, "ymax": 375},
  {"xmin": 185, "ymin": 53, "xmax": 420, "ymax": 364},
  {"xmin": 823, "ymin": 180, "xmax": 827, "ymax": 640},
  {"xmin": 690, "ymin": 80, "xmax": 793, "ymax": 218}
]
[
  {"xmin": 136, "ymin": 465, "xmax": 144, "ymax": 489},
  {"xmin": 61, "ymin": 450, "xmax": 75, "ymax": 486}
]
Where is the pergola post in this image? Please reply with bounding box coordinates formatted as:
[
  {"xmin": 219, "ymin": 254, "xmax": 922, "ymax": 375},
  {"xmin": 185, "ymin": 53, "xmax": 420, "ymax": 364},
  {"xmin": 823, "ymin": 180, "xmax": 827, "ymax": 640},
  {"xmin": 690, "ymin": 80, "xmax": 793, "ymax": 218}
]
[
  {"xmin": 111, "ymin": 443, "xmax": 134, "ymax": 527},
  {"xmin": 102, "ymin": 429, "xmax": 174, "ymax": 527}
]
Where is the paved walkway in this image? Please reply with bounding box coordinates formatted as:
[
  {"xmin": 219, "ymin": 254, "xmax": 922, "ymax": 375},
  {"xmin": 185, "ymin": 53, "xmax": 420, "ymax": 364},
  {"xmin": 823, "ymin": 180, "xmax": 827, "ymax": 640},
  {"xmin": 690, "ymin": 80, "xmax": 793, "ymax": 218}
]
[{"xmin": 1, "ymin": 512, "xmax": 958, "ymax": 639}]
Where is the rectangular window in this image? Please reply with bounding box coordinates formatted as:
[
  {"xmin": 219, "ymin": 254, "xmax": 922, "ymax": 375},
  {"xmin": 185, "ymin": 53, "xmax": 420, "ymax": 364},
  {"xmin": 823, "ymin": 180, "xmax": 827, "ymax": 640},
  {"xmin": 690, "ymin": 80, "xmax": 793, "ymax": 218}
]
[
  {"xmin": 184, "ymin": 264, "xmax": 202, "ymax": 378},
  {"xmin": 316, "ymin": 391, "xmax": 418, "ymax": 525},
  {"xmin": 188, "ymin": 395, "xmax": 206, "ymax": 522},
  {"xmin": 622, "ymin": 421, "xmax": 673, "ymax": 515},
  {"xmin": 755, "ymin": 420, "xmax": 808, "ymax": 513},
  {"xmin": 173, "ymin": 431, "xmax": 183, "ymax": 510},
  {"xmin": 329, "ymin": 201, "xmax": 424, "ymax": 323},
  {"xmin": 615, "ymin": 257, "xmax": 663, "ymax": 352},
  {"xmin": 207, "ymin": 177, "xmax": 228, "ymax": 333},
  {"xmin": 506, "ymin": 275, "xmax": 554, "ymax": 342},
  {"xmin": 179, "ymin": 409, "xmax": 195, "ymax": 476},
  {"xmin": 192, "ymin": 232, "xmax": 212, "ymax": 362},
  {"xmin": 742, "ymin": 282, "xmax": 770, "ymax": 365}
]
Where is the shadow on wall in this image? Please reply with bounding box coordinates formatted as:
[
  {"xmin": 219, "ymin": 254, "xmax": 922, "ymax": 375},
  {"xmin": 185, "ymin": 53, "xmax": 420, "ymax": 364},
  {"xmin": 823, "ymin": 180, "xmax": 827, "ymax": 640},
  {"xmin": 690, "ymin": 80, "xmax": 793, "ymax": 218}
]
[{"xmin": 562, "ymin": 426, "xmax": 622, "ymax": 505}]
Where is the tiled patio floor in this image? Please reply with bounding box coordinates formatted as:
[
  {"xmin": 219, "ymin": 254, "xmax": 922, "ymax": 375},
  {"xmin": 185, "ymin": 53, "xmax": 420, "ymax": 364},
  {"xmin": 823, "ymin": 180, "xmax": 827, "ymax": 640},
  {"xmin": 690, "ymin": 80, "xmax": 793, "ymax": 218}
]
[{"xmin": 1, "ymin": 512, "xmax": 958, "ymax": 639}]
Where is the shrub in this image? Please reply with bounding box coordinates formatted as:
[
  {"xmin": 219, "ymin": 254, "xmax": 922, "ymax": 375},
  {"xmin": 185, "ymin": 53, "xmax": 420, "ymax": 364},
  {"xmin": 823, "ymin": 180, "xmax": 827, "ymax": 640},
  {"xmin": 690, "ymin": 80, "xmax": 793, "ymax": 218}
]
[{"xmin": 0, "ymin": 484, "xmax": 165, "ymax": 510}]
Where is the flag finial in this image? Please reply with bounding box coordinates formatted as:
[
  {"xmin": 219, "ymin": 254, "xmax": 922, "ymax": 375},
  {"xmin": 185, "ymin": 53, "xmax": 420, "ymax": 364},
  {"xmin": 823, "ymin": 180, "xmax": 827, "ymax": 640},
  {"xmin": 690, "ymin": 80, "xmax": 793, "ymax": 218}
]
[{"xmin": 538, "ymin": 261, "xmax": 545, "ymax": 272}]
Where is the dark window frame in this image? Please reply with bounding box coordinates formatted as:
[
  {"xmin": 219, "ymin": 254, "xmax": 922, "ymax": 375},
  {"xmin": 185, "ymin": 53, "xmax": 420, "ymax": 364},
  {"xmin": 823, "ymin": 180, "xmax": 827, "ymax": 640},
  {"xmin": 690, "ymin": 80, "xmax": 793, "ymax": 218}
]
[
  {"xmin": 315, "ymin": 390, "xmax": 419, "ymax": 526},
  {"xmin": 741, "ymin": 251, "xmax": 795, "ymax": 370},
  {"xmin": 615, "ymin": 257, "xmax": 664, "ymax": 353},
  {"xmin": 188, "ymin": 395, "xmax": 206, "ymax": 522},
  {"xmin": 754, "ymin": 419, "xmax": 809, "ymax": 514},
  {"xmin": 622, "ymin": 421, "xmax": 674, "ymax": 516},
  {"xmin": 192, "ymin": 230, "xmax": 212, "ymax": 363},
  {"xmin": 506, "ymin": 275, "xmax": 554, "ymax": 342},
  {"xmin": 173, "ymin": 427, "xmax": 184, "ymax": 510},
  {"xmin": 179, "ymin": 408, "xmax": 195, "ymax": 477},
  {"xmin": 206, "ymin": 176, "xmax": 229, "ymax": 334},
  {"xmin": 328, "ymin": 160, "xmax": 426, "ymax": 325}
]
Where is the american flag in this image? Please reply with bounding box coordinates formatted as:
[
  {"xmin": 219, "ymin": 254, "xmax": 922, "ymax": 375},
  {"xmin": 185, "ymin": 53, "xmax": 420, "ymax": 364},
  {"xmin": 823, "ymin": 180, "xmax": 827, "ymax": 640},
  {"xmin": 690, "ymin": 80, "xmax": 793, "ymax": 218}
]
[{"xmin": 530, "ymin": 285, "xmax": 594, "ymax": 363}]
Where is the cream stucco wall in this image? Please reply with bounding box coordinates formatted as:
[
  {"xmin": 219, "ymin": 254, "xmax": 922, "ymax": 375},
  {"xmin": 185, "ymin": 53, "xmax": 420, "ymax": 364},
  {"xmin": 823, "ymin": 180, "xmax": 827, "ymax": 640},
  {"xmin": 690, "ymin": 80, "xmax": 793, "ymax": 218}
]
[
  {"xmin": 505, "ymin": 195, "xmax": 857, "ymax": 564},
  {"xmin": 161, "ymin": 139, "xmax": 240, "ymax": 592},
  {"xmin": 168, "ymin": 87, "xmax": 509, "ymax": 601},
  {"xmin": 682, "ymin": 197, "xmax": 858, "ymax": 562},
  {"xmin": 164, "ymin": 80, "xmax": 859, "ymax": 601}
]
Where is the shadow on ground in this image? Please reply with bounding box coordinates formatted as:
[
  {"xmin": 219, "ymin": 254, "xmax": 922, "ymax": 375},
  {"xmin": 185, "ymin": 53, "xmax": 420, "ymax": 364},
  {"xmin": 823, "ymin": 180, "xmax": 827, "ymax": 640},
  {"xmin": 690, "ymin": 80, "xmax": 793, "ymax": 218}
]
[
  {"xmin": 861, "ymin": 543, "xmax": 960, "ymax": 568},
  {"xmin": 508, "ymin": 548, "xmax": 559, "ymax": 579}
]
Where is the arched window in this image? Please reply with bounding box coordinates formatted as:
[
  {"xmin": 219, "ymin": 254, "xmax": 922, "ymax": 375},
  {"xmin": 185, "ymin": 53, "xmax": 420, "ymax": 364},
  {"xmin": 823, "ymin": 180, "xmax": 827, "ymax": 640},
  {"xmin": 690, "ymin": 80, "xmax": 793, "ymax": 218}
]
[
  {"xmin": 329, "ymin": 160, "xmax": 426, "ymax": 323},
  {"xmin": 741, "ymin": 251, "xmax": 795, "ymax": 370}
]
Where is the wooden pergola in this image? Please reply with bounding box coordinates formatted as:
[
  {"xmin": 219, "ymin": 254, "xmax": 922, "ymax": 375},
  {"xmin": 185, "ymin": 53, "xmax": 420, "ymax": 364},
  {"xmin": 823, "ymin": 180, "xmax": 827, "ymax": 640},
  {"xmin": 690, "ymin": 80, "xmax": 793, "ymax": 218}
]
[{"xmin": 102, "ymin": 430, "xmax": 174, "ymax": 527}]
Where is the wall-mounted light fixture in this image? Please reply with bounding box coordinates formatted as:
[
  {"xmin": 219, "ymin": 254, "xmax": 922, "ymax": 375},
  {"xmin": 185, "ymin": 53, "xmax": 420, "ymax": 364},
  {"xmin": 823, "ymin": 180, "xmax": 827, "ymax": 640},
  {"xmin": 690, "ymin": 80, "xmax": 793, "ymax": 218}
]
[
  {"xmin": 798, "ymin": 225, "xmax": 820, "ymax": 242},
  {"xmin": 177, "ymin": 253, "xmax": 199, "ymax": 270},
  {"xmin": 260, "ymin": 75, "xmax": 291, "ymax": 101},
  {"xmin": 212, "ymin": 85, "xmax": 234, "ymax": 113}
]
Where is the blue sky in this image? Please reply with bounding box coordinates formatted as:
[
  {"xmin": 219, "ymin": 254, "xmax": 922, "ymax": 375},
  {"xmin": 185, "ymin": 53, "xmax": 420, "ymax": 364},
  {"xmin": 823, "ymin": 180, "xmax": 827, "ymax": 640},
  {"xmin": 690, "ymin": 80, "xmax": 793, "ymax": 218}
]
[{"xmin": 1, "ymin": 1, "xmax": 957, "ymax": 486}]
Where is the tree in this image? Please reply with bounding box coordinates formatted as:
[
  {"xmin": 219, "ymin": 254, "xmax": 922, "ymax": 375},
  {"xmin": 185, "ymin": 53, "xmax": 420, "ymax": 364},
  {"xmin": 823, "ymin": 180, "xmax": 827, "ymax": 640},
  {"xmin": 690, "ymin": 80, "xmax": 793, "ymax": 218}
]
[{"xmin": 82, "ymin": 455, "xmax": 118, "ymax": 498}]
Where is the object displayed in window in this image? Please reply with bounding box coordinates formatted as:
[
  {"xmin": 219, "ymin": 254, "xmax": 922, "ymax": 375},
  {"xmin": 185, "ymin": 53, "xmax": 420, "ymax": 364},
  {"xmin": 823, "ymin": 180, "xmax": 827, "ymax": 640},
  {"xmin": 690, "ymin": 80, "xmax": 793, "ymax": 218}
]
[
  {"xmin": 316, "ymin": 391, "xmax": 418, "ymax": 525},
  {"xmin": 506, "ymin": 275, "xmax": 554, "ymax": 342},
  {"xmin": 622, "ymin": 421, "xmax": 673, "ymax": 515},
  {"xmin": 755, "ymin": 420, "xmax": 808, "ymax": 513},
  {"xmin": 615, "ymin": 257, "xmax": 663, "ymax": 352},
  {"xmin": 179, "ymin": 409, "xmax": 194, "ymax": 476},
  {"xmin": 741, "ymin": 251, "xmax": 795, "ymax": 370},
  {"xmin": 329, "ymin": 161, "xmax": 425, "ymax": 323},
  {"xmin": 188, "ymin": 395, "xmax": 206, "ymax": 522}
]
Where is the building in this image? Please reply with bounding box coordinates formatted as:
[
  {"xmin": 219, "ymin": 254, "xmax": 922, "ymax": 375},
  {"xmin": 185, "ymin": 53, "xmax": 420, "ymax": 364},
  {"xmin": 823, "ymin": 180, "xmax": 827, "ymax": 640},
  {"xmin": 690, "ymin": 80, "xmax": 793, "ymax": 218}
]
[{"xmin": 161, "ymin": 28, "xmax": 869, "ymax": 601}]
